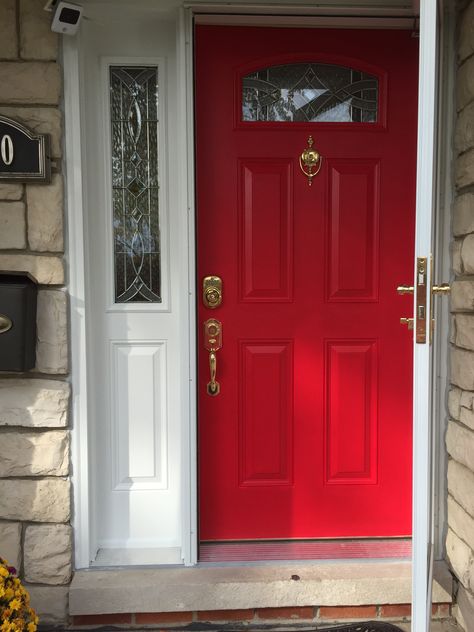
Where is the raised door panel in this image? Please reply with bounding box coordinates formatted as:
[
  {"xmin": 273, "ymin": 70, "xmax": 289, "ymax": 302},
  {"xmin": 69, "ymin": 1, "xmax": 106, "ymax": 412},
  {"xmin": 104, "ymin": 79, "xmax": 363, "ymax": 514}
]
[
  {"xmin": 239, "ymin": 341, "xmax": 293, "ymax": 486},
  {"xmin": 325, "ymin": 340, "xmax": 378, "ymax": 484},
  {"xmin": 326, "ymin": 160, "xmax": 380, "ymax": 302},
  {"xmin": 239, "ymin": 160, "xmax": 293, "ymax": 302},
  {"xmin": 111, "ymin": 341, "xmax": 168, "ymax": 491}
]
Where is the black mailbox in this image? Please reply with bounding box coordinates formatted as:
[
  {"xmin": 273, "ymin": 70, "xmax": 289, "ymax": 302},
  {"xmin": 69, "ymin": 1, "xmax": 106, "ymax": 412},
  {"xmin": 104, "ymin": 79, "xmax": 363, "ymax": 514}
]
[{"xmin": 0, "ymin": 272, "xmax": 37, "ymax": 372}]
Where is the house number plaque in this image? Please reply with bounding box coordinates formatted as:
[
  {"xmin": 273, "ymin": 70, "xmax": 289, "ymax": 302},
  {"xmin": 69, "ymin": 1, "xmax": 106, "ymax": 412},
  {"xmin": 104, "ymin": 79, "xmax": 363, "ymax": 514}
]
[{"xmin": 0, "ymin": 116, "xmax": 51, "ymax": 183}]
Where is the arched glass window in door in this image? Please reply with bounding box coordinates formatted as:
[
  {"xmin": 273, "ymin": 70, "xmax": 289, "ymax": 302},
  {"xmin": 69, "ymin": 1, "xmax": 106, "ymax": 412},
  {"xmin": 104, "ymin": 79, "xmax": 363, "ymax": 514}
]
[{"xmin": 242, "ymin": 63, "xmax": 378, "ymax": 123}]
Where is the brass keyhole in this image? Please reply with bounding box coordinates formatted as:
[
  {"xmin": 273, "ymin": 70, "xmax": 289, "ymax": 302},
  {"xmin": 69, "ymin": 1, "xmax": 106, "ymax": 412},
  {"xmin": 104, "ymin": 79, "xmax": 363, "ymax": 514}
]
[{"xmin": 205, "ymin": 288, "xmax": 220, "ymax": 306}]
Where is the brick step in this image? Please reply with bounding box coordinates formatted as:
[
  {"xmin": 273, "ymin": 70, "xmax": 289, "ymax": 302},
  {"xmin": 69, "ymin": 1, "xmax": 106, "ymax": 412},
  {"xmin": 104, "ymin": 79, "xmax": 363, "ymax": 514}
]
[{"xmin": 71, "ymin": 603, "xmax": 451, "ymax": 627}]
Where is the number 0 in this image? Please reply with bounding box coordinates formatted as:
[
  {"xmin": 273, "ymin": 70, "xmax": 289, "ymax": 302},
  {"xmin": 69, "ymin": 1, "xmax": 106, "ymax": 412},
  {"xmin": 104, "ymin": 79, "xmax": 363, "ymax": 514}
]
[{"xmin": 1, "ymin": 135, "xmax": 14, "ymax": 166}]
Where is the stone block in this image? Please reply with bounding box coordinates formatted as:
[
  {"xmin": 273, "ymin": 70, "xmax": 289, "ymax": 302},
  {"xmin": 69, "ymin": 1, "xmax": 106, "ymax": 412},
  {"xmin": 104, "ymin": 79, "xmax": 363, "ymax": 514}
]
[
  {"xmin": 0, "ymin": 62, "xmax": 60, "ymax": 105},
  {"xmin": 20, "ymin": 0, "xmax": 58, "ymax": 61},
  {"xmin": 36, "ymin": 290, "xmax": 68, "ymax": 374},
  {"xmin": 462, "ymin": 234, "xmax": 474, "ymax": 273},
  {"xmin": 0, "ymin": 107, "xmax": 62, "ymax": 157},
  {"xmin": 27, "ymin": 585, "xmax": 69, "ymax": 624},
  {"xmin": 0, "ymin": 202, "xmax": 26, "ymax": 249},
  {"xmin": 0, "ymin": 478, "xmax": 70, "ymax": 522},
  {"xmin": 451, "ymin": 347, "xmax": 474, "ymax": 390},
  {"xmin": 446, "ymin": 420, "xmax": 474, "ymax": 471},
  {"xmin": 24, "ymin": 524, "xmax": 72, "ymax": 585},
  {"xmin": 451, "ymin": 314, "xmax": 457, "ymax": 344},
  {"xmin": 453, "ymin": 239, "xmax": 463, "ymax": 275},
  {"xmin": 448, "ymin": 459, "xmax": 474, "ymax": 518},
  {"xmin": 448, "ymin": 495, "xmax": 474, "ymax": 551},
  {"xmin": 452, "ymin": 281, "xmax": 474, "ymax": 311},
  {"xmin": 460, "ymin": 390, "xmax": 474, "ymax": 409},
  {"xmin": 446, "ymin": 528, "xmax": 474, "ymax": 593},
  {"xmin": 456, "ymin": 314, "xmax": 474, "ymax": 351},
  {"xmin": 461, "ymin": 405, "xmax": 474, "ymax": 432},
  {"xmin": 0, "ymin": 0, "xmax": 17, "ymax": 59},
  {"xmin": 27, "ymin": 174, "xmax": 63, "ymax": 252},
  {"xmin": 455, "ymin": 102, "xmax": 474, "ymax": 154},
  {"xmin": 458, "ymin": 55, "xmax": 474, "ymax": 112},
  {"xmin": 0, "ymin": 430, "xmax": 69, "ymax": 476},
  {"xmin": 0, "ymin": 521, "xmax": 21, "ymax": 570},
  {"xmin": 456, "ymin": 149, "xmax": 474, "ymax": 190},
  {"xmin": 449, "ymin": 388, "xmax": 462, "ymax": 420},
  {"xmin": 459, "ymin": 1, "xmax": 474, "ymax": 63},
  {"xmin": 0, "ymin": 184, "xmax": 23, "ymax": 201},
  {"xmin": 0, "ymin": 254, "xmax": 63, "ymax": 284},
  {"xmin": 460, "ymin": 390, "xmax": 474, "ymax": 430},
  {"xmin": 456, "ymin": 584, "xmax": 474, "ymax": 632},
  {"xmin": 453, "ymin": 193, "xmax": 474, "ymax": 236},
  {"xmin": 0, "ymin": 379, "xmax": 69, "ymax": 427}
]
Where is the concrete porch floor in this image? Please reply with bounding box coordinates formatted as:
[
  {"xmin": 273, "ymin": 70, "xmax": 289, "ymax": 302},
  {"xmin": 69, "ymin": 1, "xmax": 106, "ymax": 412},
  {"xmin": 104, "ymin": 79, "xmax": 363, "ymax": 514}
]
[{"xmin": 69, "ymin": 560, "xmax": 453, "ymax": 616}]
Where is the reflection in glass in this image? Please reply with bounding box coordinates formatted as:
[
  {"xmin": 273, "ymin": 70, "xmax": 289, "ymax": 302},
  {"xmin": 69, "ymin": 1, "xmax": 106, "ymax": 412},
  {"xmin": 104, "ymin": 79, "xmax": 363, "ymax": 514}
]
[
  {"xmin": 110, "ymin": 66, "xmax": 161, "ymax": 303},
  {"xmin": 242, "ymin": 63, "xmax": 378, "ymax": 123}
]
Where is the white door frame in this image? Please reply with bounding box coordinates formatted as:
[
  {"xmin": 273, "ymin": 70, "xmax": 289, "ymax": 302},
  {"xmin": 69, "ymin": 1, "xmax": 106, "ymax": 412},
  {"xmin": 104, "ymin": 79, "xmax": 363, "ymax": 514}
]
[
  {"xmin": 411, "ymin": 2, "xmax": 439, "ymax": 630},
  {"xmin": 65, "ymin": 4, "xmax": 451, "ymax": 616}
]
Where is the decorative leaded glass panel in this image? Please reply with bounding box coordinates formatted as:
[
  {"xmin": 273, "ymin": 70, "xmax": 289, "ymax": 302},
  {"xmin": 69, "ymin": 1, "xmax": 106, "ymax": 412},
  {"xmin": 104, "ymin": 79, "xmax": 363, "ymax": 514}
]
[
  {"xmin": 242, "ymin": 63, "xmax": 378, "ymax": 123},
  {"xmin": 110, "ymin": 66, "xmax": 161, "ymax": 303}
]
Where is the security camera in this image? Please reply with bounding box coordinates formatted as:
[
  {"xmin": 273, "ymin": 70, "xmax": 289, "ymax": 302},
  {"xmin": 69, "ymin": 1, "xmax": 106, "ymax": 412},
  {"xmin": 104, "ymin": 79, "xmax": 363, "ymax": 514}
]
[{"xmin": 51, "ymin": 1, "xmax": 83, "ymax": 35}]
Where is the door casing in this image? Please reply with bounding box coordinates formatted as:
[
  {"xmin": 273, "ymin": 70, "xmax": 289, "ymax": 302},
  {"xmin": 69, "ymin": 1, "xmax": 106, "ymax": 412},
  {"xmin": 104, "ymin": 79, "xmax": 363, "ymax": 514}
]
[{"xmin": 65, "ymin": 0, "xmax": 452, "ymax": 580}]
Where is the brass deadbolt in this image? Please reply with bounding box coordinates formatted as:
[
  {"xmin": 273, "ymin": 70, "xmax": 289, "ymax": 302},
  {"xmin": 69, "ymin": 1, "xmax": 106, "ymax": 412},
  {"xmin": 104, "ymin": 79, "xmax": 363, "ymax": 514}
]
[{"xmin": 203, "ymin": 276, "xmax": 222, "ymax": 309}]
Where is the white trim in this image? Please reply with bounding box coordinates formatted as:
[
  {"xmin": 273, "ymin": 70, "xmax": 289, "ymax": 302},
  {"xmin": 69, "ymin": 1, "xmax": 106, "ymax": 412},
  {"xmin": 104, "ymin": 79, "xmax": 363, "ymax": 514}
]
[
  {"xmin": 185, "ymin": 2, "xmax": 419, "ymax": 17},
  {"xmin": 63, "ymin": 35, "xmax": 91, "ymax": 569},
  {"xmin": 194, "ymin": 15, "xmax": 416, "ymax": 28},
  {"xmin": 100, "ymin": 57, "xmax": 171, "ymax": 313},
  {"xmin": 91, "ymin": 546, "xmax": 182, "ymax": 567},
  {"xmin": 178, "ymin": 7, "xmax": 198, "ymax": 566},
  {"xmin": 411, "ymin": 0, "xmax": 439, "ymax": 630}
]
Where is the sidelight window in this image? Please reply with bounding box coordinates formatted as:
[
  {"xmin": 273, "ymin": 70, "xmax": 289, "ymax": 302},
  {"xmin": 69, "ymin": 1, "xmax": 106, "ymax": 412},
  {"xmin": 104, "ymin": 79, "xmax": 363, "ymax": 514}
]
[{"xmin": 109, "ymin": 66, "xmax": 161, "ymax": 303}]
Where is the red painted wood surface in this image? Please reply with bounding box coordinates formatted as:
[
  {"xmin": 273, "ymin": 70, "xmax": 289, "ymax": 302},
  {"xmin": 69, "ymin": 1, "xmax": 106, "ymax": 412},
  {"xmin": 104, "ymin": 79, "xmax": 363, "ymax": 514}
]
[{"xmin": 196, "ymin": 26, "xmax": 418, "ymax": 540}]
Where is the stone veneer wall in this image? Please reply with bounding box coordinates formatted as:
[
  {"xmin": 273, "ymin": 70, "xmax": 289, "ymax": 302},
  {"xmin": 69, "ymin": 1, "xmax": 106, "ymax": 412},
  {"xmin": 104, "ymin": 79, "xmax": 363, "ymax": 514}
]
[
  {"xmin": 448, "ymin": 2, "xmax": 474, "ymax": 631},
  {"xmin": 0, "ymin": 0, "xmax": 70, "ymax": 625}
]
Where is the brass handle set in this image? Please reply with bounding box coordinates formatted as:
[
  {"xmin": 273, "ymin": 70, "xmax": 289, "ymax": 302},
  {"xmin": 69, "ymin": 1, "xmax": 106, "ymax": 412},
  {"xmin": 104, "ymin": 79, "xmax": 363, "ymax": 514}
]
[
  {"xmin": 397, "ymin": 256, "xmax": 450, "ymax": 343},
  {"xmin": 203, "ymin": 277, "xmax": 223, "ymax": 396}
]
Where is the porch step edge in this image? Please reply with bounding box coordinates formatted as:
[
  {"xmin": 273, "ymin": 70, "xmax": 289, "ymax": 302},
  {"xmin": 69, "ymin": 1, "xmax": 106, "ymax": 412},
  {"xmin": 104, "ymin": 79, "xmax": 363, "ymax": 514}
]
[{"xmin": 69, "ymin": 560, "xmax": 452, "ymax": 616}]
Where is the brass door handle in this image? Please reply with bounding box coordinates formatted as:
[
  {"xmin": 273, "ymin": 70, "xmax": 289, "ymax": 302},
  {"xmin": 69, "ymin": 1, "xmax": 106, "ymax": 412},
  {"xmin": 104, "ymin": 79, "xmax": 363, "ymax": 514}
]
[
  {"xmin": 432, "ymin": 283, "xmax": 450, "ymax": 295},
  {"xmin": 397, "ymin": 257, "xmax": 451, "ymax": 344},
  {"xmin": 204, "ymin": 319, "xmax": 222, "ymax": 396},
  {"xmin": 208, "ymin": 351, "xmax": 219, "ymax": 396},
  {"xmin": 397, "ymin": 285, "xmax": 414, "ymax": 295}
]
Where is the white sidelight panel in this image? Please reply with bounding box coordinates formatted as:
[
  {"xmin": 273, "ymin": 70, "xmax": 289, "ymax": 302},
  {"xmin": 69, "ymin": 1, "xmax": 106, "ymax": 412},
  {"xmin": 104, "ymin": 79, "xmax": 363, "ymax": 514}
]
[{"xmin": 69, "ymin": 14, "xmax": 189, "ymax": 566}]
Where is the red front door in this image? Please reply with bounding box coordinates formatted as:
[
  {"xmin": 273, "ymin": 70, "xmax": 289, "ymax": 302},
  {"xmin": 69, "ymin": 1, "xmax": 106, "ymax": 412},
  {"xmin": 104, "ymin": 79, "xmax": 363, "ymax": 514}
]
[{"xmin": 196, "ymin": 26, "xmax": 417, "ymax": 541}]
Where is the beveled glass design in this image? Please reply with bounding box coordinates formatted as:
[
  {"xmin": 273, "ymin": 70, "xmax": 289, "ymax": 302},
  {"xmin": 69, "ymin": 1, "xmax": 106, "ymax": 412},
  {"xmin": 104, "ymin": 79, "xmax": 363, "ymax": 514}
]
[
  {"xmin": 110, "ymin": 66, "xmax": 161, "ymax": 303},
  {"xmin": 242, "ymin": 63, "xmax": 378, "ymax": 123}
]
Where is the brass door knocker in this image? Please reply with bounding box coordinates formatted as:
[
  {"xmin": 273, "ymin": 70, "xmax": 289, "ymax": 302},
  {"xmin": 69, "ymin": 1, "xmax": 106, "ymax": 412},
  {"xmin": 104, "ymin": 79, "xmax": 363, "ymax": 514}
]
[{"xmin": 299, "ymin": 135, "xmax": 322, "ymax": 186}]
